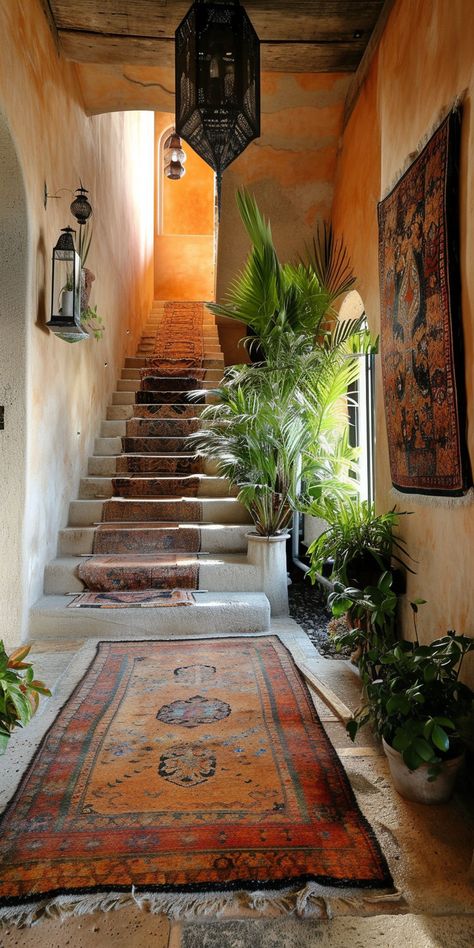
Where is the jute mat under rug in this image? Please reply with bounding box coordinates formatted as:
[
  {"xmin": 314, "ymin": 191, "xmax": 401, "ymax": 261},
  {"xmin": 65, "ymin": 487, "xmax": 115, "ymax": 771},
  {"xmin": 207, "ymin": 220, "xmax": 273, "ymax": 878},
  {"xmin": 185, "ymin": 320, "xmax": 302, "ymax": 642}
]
[{"xmin": 0, "ymin": 636, "xmax": 397, "ymax": 926}]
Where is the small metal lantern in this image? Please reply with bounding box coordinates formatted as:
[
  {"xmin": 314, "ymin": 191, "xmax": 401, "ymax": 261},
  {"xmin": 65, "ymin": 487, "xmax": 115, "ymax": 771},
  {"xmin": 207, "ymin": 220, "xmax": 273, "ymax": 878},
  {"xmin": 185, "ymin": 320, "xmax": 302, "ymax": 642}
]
[
  {"xmin": 175, "ymin": 0, "xmax": 260, "ymax": 214},
  {"xmin": 47, "ymin": 226, "xmax": 88, "ymax": 342},
  {"xmin": 163, "ymin": 131, "xmax": 187, "ymax": 179},
  {"xmin": 70, "ymin": 185, "xmax": 93, "ymax": 225}
]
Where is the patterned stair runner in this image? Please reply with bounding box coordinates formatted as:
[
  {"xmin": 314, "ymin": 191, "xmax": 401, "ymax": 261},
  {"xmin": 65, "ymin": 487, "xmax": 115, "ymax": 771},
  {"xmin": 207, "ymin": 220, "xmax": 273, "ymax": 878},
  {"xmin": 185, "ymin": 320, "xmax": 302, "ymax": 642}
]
[{"xmin": 76, "ymin": 301, "xmax": 216, "ymax": 599}]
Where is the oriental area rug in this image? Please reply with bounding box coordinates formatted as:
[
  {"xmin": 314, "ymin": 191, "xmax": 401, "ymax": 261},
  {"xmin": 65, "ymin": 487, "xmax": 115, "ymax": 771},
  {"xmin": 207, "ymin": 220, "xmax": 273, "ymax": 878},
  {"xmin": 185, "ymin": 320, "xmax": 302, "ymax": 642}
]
[
  {"xmin": 377, "ymin": 107, "xmax": 472, "ymax": 497},
  {"xmin": 0, "ymin": 637, "xmax": 394, "ymax": 924}
]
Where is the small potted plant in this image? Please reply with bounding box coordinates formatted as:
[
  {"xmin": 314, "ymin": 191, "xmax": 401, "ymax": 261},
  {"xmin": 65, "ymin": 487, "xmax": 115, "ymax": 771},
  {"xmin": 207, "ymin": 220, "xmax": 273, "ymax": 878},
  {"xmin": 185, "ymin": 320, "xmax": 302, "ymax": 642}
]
[
  {"xmin": 342, "ymin": 603, "xmax": 474, "ymax": 804},
  {"xmin": 307, "ymin": 497, "xmax": 414, "ymax": 589},
  {"xmin": 0, "ymin": 641, "xmax": 51, "ymax": 753}
]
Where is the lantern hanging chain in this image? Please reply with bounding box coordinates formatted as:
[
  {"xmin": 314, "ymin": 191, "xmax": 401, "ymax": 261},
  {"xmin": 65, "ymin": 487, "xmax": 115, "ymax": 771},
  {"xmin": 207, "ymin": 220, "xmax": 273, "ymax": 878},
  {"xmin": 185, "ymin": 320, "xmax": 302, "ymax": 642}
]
[{"xmin": 216, "ymin": 171, "xmax": 222, "ymax": 223}]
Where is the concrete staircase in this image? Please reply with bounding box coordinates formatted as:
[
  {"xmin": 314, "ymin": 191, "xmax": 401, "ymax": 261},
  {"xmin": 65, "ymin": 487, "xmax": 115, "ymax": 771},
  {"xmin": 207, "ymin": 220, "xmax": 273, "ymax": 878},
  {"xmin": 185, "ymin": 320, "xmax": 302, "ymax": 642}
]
[{"xmin": 30, "ymin": 302, "xmax": 270, "ymax": 638}]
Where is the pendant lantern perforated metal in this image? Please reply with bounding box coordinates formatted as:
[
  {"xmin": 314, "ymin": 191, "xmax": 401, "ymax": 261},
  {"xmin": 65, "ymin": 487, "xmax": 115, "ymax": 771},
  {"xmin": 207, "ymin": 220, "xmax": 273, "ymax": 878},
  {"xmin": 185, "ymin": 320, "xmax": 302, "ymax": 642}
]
[{"xmin": 175, "ymin": 0, "xmax": 260, "ymax": 216}]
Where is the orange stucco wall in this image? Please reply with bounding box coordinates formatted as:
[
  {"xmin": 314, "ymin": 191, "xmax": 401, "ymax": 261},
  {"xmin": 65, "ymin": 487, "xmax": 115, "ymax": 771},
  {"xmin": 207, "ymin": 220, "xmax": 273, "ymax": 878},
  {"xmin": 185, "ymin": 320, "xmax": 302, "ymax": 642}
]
[
  {"xmin": 332, "ymin": 0, "xmax": 474, "ymax": 670},
  {"xmin": 154, "ymin": 113, "xmax": 215, "ymax": 301},
  {"xmin": 0, "ymin": 0, "xmax": 154, "ymax": 643}
]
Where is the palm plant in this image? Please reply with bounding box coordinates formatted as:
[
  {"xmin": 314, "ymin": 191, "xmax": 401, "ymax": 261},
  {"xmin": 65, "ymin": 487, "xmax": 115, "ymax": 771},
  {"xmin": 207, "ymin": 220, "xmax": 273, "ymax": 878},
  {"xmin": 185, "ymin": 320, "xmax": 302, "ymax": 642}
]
[
  {"xmin": 194, "ymin": 189, "xmax": 376, "ymax": 536},
  {"xmin": 208, "ymin": 188, "xmax": 367, "ymax": 361}
]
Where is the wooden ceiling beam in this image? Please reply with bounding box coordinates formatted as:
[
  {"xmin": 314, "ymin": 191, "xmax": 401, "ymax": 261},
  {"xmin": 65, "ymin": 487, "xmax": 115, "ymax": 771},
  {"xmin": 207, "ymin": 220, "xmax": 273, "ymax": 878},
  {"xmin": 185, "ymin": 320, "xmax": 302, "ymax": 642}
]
[
  {"xmin": 58, "ymin": 30, "xmax": 365, "ymax": 73},
  {"xmin": 50, "ymin": 1, "xmax": 385, "ymax": 44}
]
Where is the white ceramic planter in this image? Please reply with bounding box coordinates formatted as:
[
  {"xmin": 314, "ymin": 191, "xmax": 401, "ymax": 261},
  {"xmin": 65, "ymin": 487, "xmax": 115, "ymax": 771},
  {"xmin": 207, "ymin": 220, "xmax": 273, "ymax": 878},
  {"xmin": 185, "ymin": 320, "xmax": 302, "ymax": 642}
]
[
  {"xmin": 382, "ymin": 737, "xmax": 464, "ymax": 804},
  {"xmin": 61, "ymin": 289, "xmax": 74, "ymax": 318},
  {"xmin": 246, "ymin": 532, "xmax": 290, "ymax": 617}
]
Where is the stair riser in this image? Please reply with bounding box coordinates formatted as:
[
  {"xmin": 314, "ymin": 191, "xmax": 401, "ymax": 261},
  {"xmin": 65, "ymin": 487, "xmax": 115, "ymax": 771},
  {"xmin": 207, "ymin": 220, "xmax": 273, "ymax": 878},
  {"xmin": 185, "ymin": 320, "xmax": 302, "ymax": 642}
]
[
  {"xmin": 58, "ymin": 524, "xmax": 250, "ymax": 556},
  {"xmin": 78, "ymin": 476, "xmax": 233, "ymax": 500},
  {"xmin": 100, "ymin": 419, "xmax": 201, "ymax": 438},
  {"xmin": 88, "ymin": 456, "xmax": 218, "ymax": 476},
  {"xmin": 121, "ymin": 437, "xmax": 193, "ymax": 454},
  {"xmin": 30, "ymin": 595, "xmax": 270, "ymax": 638},
  {"xmin": 69, "ymin": 498, "xmax": 251, "ymax": 526},
  {"xmin": 44, "ymin": 559, "xmax": 261, "ymax": 595}
]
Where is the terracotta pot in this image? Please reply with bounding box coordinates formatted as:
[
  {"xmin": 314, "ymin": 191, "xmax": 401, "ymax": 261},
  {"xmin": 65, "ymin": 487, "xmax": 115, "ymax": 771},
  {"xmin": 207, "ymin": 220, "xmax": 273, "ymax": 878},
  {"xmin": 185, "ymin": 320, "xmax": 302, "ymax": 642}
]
[
  {"xmin": 80, "ymin": 267, "xmax": 95, "ymax": 313},
  {"xmin": 382, "ymin": 737, "xmax": 464, "ymax": 804}
]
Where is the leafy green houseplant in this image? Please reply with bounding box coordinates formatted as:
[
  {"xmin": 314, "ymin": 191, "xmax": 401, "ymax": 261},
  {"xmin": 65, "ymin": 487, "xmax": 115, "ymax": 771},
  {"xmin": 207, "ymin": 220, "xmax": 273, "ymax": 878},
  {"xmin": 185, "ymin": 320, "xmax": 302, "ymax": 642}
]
[
  {"xmin": 77, "ymin": 222, "xmax": 105, "ymax": 340},
  {"xmin": 341, "ymin": 601, "xmax": 474, "ymax": 802},
  {"xmin": 0, "ymin": 642, "xmax": 51, "ymax": 753},
  {"xmin": 328, "ymin": 570, "xmax": 399, "ymax": 664},
  {"xmin": 307, "ymin": 497, "xmax": 412, "ymax": 588}
]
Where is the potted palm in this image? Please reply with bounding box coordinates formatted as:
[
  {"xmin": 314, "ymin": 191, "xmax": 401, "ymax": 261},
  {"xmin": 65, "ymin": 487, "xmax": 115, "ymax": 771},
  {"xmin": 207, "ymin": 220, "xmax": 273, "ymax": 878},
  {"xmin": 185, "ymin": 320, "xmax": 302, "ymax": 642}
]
[{"xmin": 193, "ymin": 190, "xmax": 374, "ymax": 613}]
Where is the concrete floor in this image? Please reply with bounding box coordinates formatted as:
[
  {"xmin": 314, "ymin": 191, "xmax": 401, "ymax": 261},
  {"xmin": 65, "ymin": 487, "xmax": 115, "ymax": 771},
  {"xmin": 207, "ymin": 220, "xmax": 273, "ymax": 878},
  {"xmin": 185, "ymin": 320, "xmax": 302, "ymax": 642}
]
[{"xmin": 1, "ymin": 619, "xmax": 473, "ymax": 947}]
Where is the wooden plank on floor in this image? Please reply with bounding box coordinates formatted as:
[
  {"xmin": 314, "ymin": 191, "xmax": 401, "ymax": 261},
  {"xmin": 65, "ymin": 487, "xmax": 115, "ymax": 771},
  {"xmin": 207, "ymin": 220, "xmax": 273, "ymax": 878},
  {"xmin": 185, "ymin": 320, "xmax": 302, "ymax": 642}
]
[
  {"xmin": 337, "ymin": 746, "xmax": 381, "ymax": 758},
  {"xmin": 294, "ymin": 659, "xmax": 353, "ymax": 725}
]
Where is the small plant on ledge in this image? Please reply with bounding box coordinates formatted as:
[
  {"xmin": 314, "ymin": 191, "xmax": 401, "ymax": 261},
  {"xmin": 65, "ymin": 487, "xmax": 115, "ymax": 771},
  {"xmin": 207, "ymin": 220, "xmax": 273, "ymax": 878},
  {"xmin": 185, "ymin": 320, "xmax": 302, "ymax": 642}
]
[
  {"xmin": 81, "ymin": 304, "xmax": 105, "ymax": 341},
  {"xmin": 0, "ymin": 642, "xmax": 51, "ymax": 754}
]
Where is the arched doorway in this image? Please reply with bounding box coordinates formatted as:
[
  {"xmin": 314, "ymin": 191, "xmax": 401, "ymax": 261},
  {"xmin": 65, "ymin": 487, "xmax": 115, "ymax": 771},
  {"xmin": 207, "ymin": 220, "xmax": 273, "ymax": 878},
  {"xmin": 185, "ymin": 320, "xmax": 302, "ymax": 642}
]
[
  {"xmin": 339, "ymin": 290, "xmax": 375, "ymax": 504},
  {"xmin": 0, "ymin": 112, "xmax": 29, "ymax": 645},
  {"xmin": 154, "ymin": 113, "xmax": 216, "ymax": 301}
]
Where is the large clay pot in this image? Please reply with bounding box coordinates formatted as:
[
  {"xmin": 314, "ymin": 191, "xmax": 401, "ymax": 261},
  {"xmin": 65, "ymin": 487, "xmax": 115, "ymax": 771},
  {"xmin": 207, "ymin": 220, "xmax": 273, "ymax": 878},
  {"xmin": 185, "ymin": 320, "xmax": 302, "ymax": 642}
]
[
  {"xmin": 382, "ymin": 737, "xmax": 464, "ymax": 804},
  {"xmin": 246, "ymin": 532, "xmax": 290, "ymax": 617}
]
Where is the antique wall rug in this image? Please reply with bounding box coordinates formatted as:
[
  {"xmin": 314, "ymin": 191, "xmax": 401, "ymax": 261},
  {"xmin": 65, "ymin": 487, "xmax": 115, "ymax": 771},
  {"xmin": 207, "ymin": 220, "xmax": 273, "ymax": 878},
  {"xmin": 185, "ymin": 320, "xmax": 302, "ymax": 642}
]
[
  {"xmin": 378, "ymin": 105, "xmax": 472, "ymax": 499},
  {"xmin": 0, "ymin": 636, "xmax": 398, "ymax": 925}
]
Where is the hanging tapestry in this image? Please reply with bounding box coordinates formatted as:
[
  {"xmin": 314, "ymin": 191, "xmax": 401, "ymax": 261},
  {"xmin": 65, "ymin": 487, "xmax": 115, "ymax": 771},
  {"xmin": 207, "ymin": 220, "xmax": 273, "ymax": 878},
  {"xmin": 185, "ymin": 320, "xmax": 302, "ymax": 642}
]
[{"xmin": 377, "ymin": 108, "xmax": 471, "ymax": 496}]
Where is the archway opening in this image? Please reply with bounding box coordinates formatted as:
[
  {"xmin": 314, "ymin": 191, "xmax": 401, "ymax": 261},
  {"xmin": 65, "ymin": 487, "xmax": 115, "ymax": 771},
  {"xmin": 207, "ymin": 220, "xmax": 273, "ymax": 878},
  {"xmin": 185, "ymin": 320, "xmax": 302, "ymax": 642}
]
[
  {"xmin": 154, "ymin": 114, "xmax": 216, "ymax": 302},
  {"xmin": 0, "ymin": 112, "xmax": 29, "ymax": 645}
]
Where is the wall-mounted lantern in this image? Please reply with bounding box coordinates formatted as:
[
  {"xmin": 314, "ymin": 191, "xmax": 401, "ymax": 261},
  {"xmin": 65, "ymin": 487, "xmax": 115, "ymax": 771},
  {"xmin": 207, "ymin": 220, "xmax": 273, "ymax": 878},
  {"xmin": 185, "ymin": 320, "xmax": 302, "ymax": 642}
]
[
  {"xmin": 175, "ymin": 0, "xmax": 260, "ymax": 215},
  {"xmin": 70, "ymin": 185, "xmax": 93, "ymax": 225},
  {"xmin": 46, "ymin": 226, "xmax": 88, "ymax": 342}
]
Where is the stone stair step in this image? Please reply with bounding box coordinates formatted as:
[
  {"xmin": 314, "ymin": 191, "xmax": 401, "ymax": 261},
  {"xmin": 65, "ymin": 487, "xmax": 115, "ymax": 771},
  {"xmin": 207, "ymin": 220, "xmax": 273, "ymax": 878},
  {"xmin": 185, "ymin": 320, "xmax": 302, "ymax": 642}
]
[
  {"xmin": 100, "ymin": 417, "xmax": 202, "ymax": 438},
  {"xmin": 106, "ymin": 403, "xmax": 206, "ymax": 421},
  {"xmin": 59, "ymin": 522, "xmax": 251, "ymax": 556},
  {"xmin": 30, "ymin": 592, "xmax": 270, "ymax": 637},
  {"xmin": 44, "ymin": 553, "xmax": 261, "ymax": 595},
  {"xmin": 68, "ymin": 497, "xmax": 251, "ymax": 526},
  {"xmin": 88, "ymin": 455, "xmax": 218, "ymax": 477},
  {"xmin": 78, "ymin": 475, "xmax": 233, "ymax": 500}
]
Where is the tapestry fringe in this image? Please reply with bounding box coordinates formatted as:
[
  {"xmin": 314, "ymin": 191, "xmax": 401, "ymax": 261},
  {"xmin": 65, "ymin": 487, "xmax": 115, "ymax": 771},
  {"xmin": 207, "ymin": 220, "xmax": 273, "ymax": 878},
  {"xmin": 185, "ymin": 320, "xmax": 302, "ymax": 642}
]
[
  {"xmin": 0, "ymin": 883, "xmax": 405, "ymax": 928},
  {"xmin": 390, "ymin": 486, "xmax": 474, "ymax": 508},
  {"xmin": 381, "ymin": 90, "xmax": 467, "ymax": 199}
]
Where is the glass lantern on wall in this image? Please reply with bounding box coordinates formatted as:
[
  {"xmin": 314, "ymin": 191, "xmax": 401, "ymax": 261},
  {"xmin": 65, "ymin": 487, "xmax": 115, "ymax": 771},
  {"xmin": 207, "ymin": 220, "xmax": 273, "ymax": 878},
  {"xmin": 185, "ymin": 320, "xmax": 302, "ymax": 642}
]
[{"xmin": 47, "ymin": 226, "xmax": 88, "ymax": 342}]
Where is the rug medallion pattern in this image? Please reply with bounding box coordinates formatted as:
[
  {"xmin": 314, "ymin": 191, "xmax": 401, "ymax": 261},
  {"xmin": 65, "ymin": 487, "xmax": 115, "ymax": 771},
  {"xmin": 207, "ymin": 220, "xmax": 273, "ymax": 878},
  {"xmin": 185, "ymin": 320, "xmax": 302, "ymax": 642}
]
[{"xmin": 0, "ymin": 637, "xmax": 391, "ymax": 906}]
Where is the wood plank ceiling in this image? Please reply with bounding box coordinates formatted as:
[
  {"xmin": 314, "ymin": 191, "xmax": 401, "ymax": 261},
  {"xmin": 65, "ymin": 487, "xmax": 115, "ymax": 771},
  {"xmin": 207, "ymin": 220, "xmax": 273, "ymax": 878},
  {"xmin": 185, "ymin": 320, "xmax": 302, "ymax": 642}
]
[{"xmin": 45, "ymin": 1, "xmax": 387, "ymax": 73}]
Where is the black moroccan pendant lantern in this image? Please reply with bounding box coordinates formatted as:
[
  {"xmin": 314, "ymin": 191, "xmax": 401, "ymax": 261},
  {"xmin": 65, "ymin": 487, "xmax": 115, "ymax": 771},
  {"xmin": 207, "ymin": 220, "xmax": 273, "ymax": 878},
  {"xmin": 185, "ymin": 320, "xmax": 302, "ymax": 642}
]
[{"xmin": 175, "ymin": 0, "xmax": 260, "ymax": 216}]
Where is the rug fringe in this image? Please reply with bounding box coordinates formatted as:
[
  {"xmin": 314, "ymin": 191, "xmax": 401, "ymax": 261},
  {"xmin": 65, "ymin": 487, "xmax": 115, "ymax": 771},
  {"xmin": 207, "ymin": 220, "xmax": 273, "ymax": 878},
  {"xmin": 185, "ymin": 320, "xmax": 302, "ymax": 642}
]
[
  {"xmin": 381, "ymin": 91, "xmax": 466, "ymax": 199},
  {"xmin": 0, "ymin": 883, "xmax": 405, "ymax": 928},
  {"xmin": 390, "ymin": 486, "xmax": 474, "ymax": 508}
]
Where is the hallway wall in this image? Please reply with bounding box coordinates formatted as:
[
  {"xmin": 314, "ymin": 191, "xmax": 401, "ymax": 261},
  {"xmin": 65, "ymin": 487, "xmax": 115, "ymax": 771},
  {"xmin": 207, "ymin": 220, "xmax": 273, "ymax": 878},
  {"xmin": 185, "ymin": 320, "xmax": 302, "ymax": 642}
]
[
  {"xmin": 331, "ymin": 0, "xmax": 474, "ymax": 664},
  {"xmin": 0, "ymin": 0, "xmax": 155, "ymax": 644}
]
